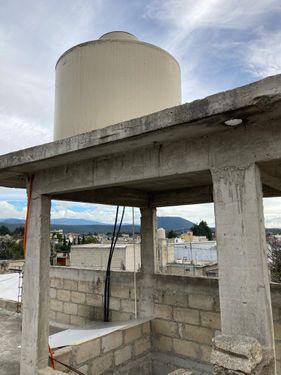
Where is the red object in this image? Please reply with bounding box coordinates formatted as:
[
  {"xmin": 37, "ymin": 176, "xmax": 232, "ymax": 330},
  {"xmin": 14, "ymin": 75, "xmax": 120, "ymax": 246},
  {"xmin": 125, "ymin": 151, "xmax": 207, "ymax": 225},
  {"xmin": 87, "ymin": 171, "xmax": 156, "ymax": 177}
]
[{"xmin": 48, "ymin": 344, "xmax": 56, "ymax": 369}]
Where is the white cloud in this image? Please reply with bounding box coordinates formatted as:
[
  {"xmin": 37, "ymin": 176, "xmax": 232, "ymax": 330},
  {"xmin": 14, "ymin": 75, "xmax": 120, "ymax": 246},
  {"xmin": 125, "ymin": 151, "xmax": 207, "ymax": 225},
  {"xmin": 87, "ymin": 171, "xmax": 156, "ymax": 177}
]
[
  {"xmin": 158, "ymin": 203, "xmax": 215, "ymax": 227},
  {"xmin": 0, "ymin": 200, "xmax": 26, "ymax": 218},
  {"xmin": 0, "ymin": 113, "xmax": 52, "ymax": 155},
  {"xmin": 243, "ymin": 31, "xmax": 281, "ymax": 78}
]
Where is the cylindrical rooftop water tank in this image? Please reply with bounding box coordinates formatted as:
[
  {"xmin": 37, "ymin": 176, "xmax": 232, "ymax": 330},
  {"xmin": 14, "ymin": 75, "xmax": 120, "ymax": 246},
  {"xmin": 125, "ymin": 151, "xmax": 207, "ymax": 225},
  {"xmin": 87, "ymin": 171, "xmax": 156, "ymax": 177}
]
[
  {"xmin": 54, "ymin": 31, "xmax": 181, "ymax": 140},
  {"xmin": 157, "ymin": 228, "xmax": 166, "ymax": 240}
]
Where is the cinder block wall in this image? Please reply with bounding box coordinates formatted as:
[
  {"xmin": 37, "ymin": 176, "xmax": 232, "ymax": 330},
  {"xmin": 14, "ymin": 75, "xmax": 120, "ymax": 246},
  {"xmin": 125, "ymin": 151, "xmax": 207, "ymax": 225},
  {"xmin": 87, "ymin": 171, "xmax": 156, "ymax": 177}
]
[
  {"xmin": 49, "ymin": 267, "xmax": 281, "ymax": 373},
  {"xmin": 50, "ymin": 267, "xmax": 141, "ymax": 326},
  {"xmin": 53, "ymin": 320, "xmax": 151, "ymax": 375}
]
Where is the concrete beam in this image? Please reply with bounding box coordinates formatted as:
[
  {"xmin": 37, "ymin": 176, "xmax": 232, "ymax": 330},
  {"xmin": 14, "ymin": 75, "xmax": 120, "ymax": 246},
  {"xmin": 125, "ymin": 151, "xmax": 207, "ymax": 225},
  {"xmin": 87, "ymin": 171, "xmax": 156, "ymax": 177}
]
[
  {"xmin": 20, "ymin": 192, "xmax": 51, "ymax": 374},
  {"xmin": 261, "ymin": 171, "xmax": 281, "ymax": 194},
  {"xmin": 151, "ymin": 185, "xmax": 213, "ymax": 207},
  {"xmin": 22, "ymin": 117, "xmax": 281, "ymax": 197},
  {"xmin": 0, "ymin": 75, "xmax": 281, "ymax": 190},
  {"xmin": 52, "ymin": 187, "xmax": 149, "ymax": 208},
  {"xmin": 212, "ymin": 164, "xmax": 275, "ymax": 366}
]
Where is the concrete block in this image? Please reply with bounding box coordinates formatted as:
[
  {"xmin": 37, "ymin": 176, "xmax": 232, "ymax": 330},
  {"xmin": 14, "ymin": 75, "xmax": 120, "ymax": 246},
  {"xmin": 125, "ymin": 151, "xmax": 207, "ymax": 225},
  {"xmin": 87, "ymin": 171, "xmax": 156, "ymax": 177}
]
[
  {"xmin": 49, "ymin": 310, "xmax": 56, "ymax": 321},
  {"xmin": 73, "ymin": 338, "xmax": 100, "ymax": 365},
  {"xmin": 154, "ymin": 303, "xmax": 173, "ymax": 320},
  {"xmin": 78, "ymin": 280, "xmax": 93, "ymax": 293},
  {"xmin": 111, "ymin": 285, "xmax": 130, "ymax": 299},
  {"xmin": 173, "ymin": 339, "xmax": 200, "ymax": 359},
  {"xmin": 77, "ymin": 365, "xmax": 88, "ymax": 374},
  {"xmin": 184, "ymin": 324, "xmax": 214, "ymax": 345},
  {"xmin": 53, "ymin": 347, "xmax": 72, "ymax": 372},
  {"xmin": 56, "ymin": 312, "xmax": 70, "ymax": 325},
  {"xmin": 152, "ymin": 319, "xmax": 178, "ymax": 337},
  {"xmin": 89, "ymin": 352, "xmax": 113, "ymax": 374},
  {"xmin": 77, "ymin": 304, "xmax": 94, "ymax": 318},
  {"xmin": 200, "ymin": 311, "xmax": 221, "ymax": 330},
  {"xmin": 102, "ymin": 331, "xmax": 123, "ymax": 353},
  {"xmin": 70, "ymin": 291, "xmax": 86, "ymax": 304},
  {"xmin": 70, "ymin": 315, "xmax": 86, "ymax": 327},
  {"xmin": 275, "ymin": 341, "xmax": 281, "ymax": 360},
  {"xmin": 50, "ymin": 288, "xmax": 57, "ymax": 299},
  {"xmin": 121, "ymin": 298, "xmax": 135, "ymax": 313},
  {"xmin": 114, "ymin": 345, "xmax": 132, "ymax": 366},
  {"xmin": 211, "ymin": 334, "xmax": 263, "ymax": 374},
  {"xmin": 154, "ymin": 335, "xmax": 173, "ymax": 352},
  {"xmin": 124, "ymin": 325, "xmax": 142, "ymax": 344},
  {"xmin": 200, "ymin": 345, "xmax": 212, "ymax": 362},
  {"xmin": 50, "ymin": 299, "xmax": 63, "ymax": 312},
  {"xmin": 188, "ymin": 294, "xmax": 214, "ymax": 311},
  {"xmin": 134, "ymin": 337, "xmax": 151, "ymax": 356},
  {"xmin": 109, "ymin": 297, "xmax": 121, "ymax": 310},
  {"xmin": 275, "ymin": 323, "xmax": 281, "ymax": 340},
  {"xmin": 63, "ymin": 279, "xmax": 78, "ymax": 291},
  {"xmin": 142, "ymin": 321, "xmax": 151, "ymax": 335},
  {"xmin": 111, "ymin": 310, "xmax": 132, "ymax": 322},
  {"xmin": 57, "ymin": 289, "xmax": 71, "ymax": 302},
  {"xmin": 86, "ymin": 293, "xmax": 103, "ymax": 307},
  {"xmin": 50, "ymin": 277, "xmax": 64, "ymax": 288},
  {"xmin": 63, "ymin": 302, "xmax": 78, "ymax": 315},
  {"xmin": 173, "ymin": 307, "xmax": 199, "ymax": 325},
  {"xmin": 163, "ymin": 292, "xmax": 188, "ymax": 308}
]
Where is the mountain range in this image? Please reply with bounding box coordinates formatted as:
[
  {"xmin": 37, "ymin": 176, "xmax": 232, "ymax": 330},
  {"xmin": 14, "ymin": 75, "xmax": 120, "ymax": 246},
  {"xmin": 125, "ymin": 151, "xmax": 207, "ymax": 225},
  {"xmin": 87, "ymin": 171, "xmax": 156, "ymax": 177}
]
[{"xmin": 0, "ymin": 216, "xmax": 194, "ymax": 234}]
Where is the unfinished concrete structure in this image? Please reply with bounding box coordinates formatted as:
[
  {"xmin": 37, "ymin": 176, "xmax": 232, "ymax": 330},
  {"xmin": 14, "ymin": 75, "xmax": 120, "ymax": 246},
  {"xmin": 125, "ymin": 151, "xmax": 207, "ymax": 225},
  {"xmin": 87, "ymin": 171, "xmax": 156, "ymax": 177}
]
[{"xmin": 1, "ymin": 74, "xmax": 281, "ymax": 374}]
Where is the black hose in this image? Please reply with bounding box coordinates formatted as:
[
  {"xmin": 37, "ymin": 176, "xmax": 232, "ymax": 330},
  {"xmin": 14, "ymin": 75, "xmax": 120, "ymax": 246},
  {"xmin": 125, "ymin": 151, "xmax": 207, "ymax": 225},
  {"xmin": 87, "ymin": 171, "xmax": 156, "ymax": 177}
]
[{"xmin": 103, "ymin": 206, "xmax": 125, "ymax": 322}]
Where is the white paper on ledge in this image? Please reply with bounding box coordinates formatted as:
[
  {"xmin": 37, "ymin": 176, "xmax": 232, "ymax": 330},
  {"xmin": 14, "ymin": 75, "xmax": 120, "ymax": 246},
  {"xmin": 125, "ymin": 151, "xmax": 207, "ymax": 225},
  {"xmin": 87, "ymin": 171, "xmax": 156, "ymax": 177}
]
[
  {"xmin": 0, "ymin": 273, "xmax": 19, "ymax": 302},
  {"xmin": 49, "ymin": 321, "xmax": 129, "ymax": 349}
]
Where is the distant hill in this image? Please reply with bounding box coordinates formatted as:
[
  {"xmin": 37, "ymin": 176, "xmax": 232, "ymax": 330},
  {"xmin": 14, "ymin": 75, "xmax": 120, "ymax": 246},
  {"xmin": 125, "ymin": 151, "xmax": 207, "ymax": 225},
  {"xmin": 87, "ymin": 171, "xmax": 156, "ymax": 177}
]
[
  {"xmin": 157, "ymin": 216, "xmax": 193, "ymax": 231},
  {"xmin": 51, "ymin": 218, "xmax": 102, "ymax": 225},
  {"xmin": 0, "ymin": 216, "xmax": 194, "ymax": 234},
  {"xmin": 2, "ymin": 218, "xmax": 25, "ymax": 224}
]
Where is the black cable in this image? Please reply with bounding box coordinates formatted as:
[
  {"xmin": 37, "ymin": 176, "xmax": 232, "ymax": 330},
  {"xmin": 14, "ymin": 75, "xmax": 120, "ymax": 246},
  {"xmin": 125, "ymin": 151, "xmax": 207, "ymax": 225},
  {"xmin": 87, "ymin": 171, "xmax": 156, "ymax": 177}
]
[
  {"xmin": 104, "ymin": 206, "xmax": 119, "ymax": 322},
  {"xmin": 103, "ymin": 206, "xmax": 125, "ymax": 322},
  {"xmin": 50, "ymin": 357, "xmax": 85, "ymax": 375}
]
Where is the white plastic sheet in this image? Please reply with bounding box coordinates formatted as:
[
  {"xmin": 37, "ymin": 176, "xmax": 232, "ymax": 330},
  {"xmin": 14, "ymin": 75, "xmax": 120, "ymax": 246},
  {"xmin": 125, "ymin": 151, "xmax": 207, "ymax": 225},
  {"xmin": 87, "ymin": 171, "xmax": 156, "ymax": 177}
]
[
  {"xmin": 49, "ymin": 321, "xmax": 129, "ymax": 349},
  {"xmin": 0, "ymin": 273, "xmax": 19, "ymax": 301}
]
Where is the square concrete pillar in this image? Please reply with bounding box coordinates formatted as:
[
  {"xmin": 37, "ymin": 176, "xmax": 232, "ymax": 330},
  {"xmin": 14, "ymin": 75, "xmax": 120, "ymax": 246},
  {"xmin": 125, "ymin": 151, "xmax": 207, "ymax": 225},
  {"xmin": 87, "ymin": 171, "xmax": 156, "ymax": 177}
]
[
  {"xmin": 139, "ymin": 207, "xmax": 157, "ymax": 317},
  {"xmin": 140, "ymin": 207, "xmax": 157, "ymax": 274},
  {"xmin": 211, "ymin": 164, "xmax": 276, "ymax": 372},
  {"xmin": 20, "ymin": 192, "xmax": 51, "ymax": 374}
]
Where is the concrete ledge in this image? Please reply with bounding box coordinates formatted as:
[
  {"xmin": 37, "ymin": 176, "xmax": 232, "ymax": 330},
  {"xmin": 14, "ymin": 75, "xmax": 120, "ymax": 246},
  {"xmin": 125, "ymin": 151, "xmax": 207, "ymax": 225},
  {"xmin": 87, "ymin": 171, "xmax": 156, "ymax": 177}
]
[{"xmin": 0, "ymin": 298, "xmax": 19, "ymax": 312}]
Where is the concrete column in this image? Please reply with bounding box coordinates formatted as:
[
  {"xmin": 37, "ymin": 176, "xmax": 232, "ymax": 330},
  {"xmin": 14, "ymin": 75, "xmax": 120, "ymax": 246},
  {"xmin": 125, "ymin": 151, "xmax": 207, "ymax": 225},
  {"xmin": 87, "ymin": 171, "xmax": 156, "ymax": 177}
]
[
  {"xmin": 140, "ymin": 207, "xmax": 157, "ymax": 274},
  {"xmin": 211, "ymin": 164, "xmax": 275, "ymax": 371},
  {"xmin": 20, "ymin": 191, "xmax": 51, "ymax": 375},
  {"xmin": 139, "ymin": 207, "xmax": 157, "ymax": 317}
]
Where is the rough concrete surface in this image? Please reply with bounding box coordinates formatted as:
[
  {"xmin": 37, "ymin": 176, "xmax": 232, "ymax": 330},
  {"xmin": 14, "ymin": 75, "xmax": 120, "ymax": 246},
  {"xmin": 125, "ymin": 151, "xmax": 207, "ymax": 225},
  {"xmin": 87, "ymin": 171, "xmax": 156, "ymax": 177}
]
[{"xmin": 0, "ymin": 309, "xmax": 62, "ymax": 375}]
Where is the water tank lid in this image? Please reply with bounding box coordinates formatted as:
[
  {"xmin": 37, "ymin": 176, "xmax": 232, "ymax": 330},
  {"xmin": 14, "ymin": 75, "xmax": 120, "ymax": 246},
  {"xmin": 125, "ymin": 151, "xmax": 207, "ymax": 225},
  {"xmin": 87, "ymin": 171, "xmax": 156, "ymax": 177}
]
[{"xmin": 99, "ymin": 31, "xmax": 139, "ymax": 41}]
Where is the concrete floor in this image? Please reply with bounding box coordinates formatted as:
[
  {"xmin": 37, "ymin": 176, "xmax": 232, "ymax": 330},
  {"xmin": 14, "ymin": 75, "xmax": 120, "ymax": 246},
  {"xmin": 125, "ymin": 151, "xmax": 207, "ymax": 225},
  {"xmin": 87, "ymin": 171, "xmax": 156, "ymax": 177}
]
[{"xmin": 0, "ymin": 309, "xmax": 62, "ymax": 375}]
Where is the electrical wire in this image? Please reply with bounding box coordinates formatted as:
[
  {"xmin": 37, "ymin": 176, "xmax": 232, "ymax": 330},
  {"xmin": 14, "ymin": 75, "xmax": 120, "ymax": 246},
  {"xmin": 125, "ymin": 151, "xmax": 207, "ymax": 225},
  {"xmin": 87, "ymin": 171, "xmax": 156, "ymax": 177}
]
[
  {"xmin": 132, "ymin": 207, "xmax": 137, "ymax": 319},
  {"xmin": 103, "ymin": 206, "xmax": 125, "ymax": 322}
]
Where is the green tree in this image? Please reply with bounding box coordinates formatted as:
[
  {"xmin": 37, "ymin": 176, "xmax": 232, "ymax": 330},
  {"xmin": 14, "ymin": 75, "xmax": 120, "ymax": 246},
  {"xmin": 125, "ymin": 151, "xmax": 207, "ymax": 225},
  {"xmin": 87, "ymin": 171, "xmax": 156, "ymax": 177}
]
[
  {"xmin": 191, "ymin": 221, "xmax": 213, "ymax": 240},
  {"xmin": 0, "ymin": 225, "xmax": 10, "ymax": 236},
  {"xmin": 269, "ymin": 241, "xmax": 281, "ymax": 283},
  {"xmin": 167, "ymin": 230, "xmax": 177, "ymax": 239}
]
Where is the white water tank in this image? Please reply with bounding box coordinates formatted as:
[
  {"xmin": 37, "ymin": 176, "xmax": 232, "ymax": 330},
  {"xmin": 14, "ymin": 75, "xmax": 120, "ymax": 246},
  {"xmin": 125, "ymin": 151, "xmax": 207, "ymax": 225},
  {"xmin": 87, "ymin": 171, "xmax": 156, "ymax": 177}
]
[
  {"xmin": 157, "ymin": 228, "xmax": 166, "ymax": 240},
  {"xmin": 54, "ymin": 31, "xmax": 181, "ymax": 140}
]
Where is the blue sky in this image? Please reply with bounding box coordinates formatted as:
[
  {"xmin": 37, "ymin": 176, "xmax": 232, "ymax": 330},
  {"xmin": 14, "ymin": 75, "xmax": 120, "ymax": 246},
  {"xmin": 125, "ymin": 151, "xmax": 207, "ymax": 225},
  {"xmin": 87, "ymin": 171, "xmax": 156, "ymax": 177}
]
[{"xmin": 0, "ymin": 0, "xmax": 281, "ymax": 226}]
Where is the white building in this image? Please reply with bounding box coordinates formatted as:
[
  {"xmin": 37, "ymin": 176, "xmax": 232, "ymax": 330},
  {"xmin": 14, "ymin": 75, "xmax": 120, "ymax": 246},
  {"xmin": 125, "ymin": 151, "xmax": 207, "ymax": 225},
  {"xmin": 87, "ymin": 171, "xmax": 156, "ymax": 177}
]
[
  {"xmin": 70, "ymin": 243, "xmax": 141, "ymax": 271},
  {"xmin": 174, "ymin": 239, "xmax": 217, "ymax": 264}
]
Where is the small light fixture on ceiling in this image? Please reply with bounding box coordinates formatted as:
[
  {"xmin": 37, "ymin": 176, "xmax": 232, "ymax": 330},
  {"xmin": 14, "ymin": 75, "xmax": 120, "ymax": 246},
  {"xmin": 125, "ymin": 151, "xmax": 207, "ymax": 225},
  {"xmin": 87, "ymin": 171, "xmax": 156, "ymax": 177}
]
[{"xmin": 224, "ymin": 119, "xmax": 243, "ymax": 127}]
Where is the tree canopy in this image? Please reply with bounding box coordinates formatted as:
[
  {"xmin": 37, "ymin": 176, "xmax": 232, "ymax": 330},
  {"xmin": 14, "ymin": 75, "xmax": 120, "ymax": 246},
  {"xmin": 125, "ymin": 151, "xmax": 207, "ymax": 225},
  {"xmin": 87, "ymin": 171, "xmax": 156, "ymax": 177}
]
[{"xmin": 190, "ymin": 221, "xmax": 213, "ymax": 240}]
